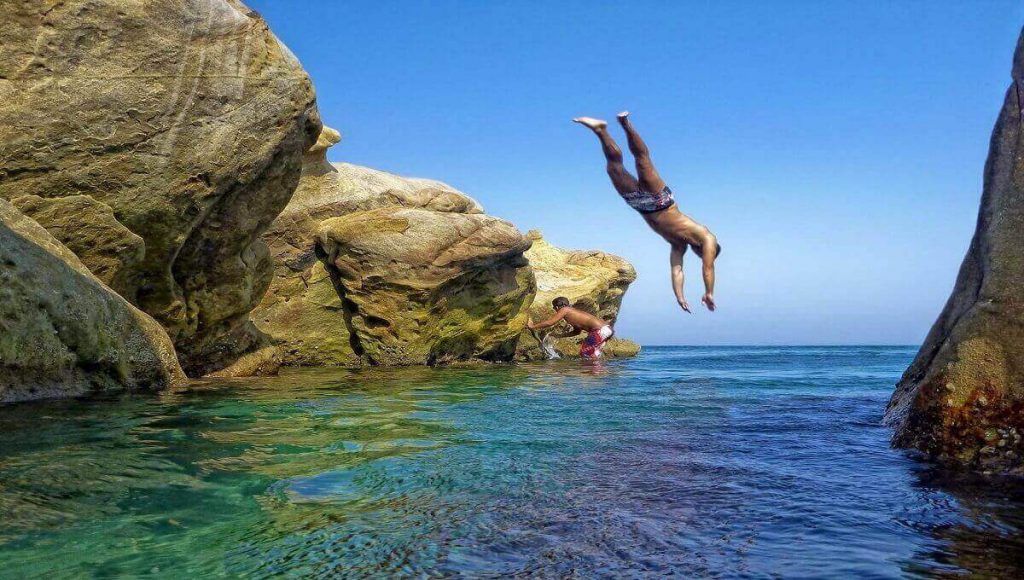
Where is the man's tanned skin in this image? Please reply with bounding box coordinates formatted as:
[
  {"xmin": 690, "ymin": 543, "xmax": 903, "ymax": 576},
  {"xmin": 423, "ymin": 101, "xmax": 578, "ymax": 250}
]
[
  {"xmin": 527, "ymin": 305, "xmax": 608, "ymax": 335},
  {"xmin": 573, "ymin": 111, "xmax": 719, "ymax": 313}
]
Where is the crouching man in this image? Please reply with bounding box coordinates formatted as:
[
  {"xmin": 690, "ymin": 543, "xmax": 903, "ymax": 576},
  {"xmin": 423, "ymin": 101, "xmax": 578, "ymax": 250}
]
[{"xmin": 527, "ymin": 297, "xmax": 614, "ymax": 359}]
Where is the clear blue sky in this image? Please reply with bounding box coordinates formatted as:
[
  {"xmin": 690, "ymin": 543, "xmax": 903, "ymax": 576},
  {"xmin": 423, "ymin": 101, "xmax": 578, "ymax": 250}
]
[{"xmin": 249, "ymin": 0, "xmax": 1023, "ymax": 346}]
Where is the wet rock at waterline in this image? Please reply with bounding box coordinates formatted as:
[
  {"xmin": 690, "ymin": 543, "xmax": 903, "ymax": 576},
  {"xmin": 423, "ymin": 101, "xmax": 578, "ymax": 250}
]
[
  {"xmin": 0, "ymin": 0, "xmax": 321, "ymax": 376},
  {"xmin": 0, "ymin": 200, "xmax": 186, "ymax": 403},
  {"xmin": 517, "ymin": 231, "xmax": 640, "ymax": 360},
  {"xmin": 885, "ymin": 27, "xmax": 1024, "ymax": 476}
]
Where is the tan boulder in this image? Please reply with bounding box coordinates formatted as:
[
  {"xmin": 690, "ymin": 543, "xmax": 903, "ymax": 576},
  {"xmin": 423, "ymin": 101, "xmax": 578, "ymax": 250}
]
[
  {"xmin": 0, "ymin": 200, "xmax": 186, "ymax": 403},
  {"xmin": 0, "ymin": 0, "xmax": 320, "ymax": 376},
  {"xmin": 885, "ymin": 27, "xmax": 1024, "ymax": 475},
  {"xmin": 254, "ymin": 127, "xmax": 485, "ymax": 366},
  {"xmin": 315, "ymin": 207, "xmax": 536, "ymax": 366},
  {"xmin": 11, "ymin": 195, "xmax": 145, "ymax": 298},
  {"xmin": 518, "ymin": 231, "xmax": 640, "ymax": 360}
]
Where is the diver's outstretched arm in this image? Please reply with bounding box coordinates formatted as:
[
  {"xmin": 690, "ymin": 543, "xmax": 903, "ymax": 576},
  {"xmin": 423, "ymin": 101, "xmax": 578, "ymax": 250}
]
[
  {"xmin": 671, "ymin": 245, "xmax": 690, "ymax": 314},
  {"xmin": 701, "ymin": 236, "xmax": 717, "ymax": 312}
]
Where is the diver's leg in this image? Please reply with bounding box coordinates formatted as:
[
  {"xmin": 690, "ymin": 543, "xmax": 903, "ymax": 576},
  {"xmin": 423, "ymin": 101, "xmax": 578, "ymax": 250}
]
[
  {"xmin": 618, "ymin": 111, "xmax": 668, "ymax": 194},
  {"xmin": 574, "ymin": 116, "xmax": 639, "ymax": 194}
]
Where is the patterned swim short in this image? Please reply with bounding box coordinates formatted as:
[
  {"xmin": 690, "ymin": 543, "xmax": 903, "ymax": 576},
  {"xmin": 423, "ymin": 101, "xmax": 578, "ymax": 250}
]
[
  {"xmin": 580, "ymin": 325, "xmax": 614, "ymax": 359},
  {"xmin": 619, "ymin": 186, "xmax": 674, "ymax": 214}
]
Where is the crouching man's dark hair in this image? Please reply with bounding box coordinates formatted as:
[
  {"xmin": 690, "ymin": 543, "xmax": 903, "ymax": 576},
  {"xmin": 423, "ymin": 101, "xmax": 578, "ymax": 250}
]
[{"xmin": 552, "ymin": 297, "xmax": 571, "ymax": 310}]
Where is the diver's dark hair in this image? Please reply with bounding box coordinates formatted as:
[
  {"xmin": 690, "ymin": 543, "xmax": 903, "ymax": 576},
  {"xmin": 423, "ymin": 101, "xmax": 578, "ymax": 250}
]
[
  {"xmin": 552, "ymin": 297, "xmax": 570, "ymax": 310},
  {"xmin": 715, "ymin": 243, "xmax": 722, "ymax": 258}
]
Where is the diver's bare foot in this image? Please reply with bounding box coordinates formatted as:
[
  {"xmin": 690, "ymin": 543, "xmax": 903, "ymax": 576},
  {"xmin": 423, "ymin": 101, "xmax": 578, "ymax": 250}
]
[
  {"xmin": 573, "ymin": 117, "xmax": 607, "ymax": 131},
  {"xmin": 617, "ymin": 111, "xmax": 630, "ymax": 120}
]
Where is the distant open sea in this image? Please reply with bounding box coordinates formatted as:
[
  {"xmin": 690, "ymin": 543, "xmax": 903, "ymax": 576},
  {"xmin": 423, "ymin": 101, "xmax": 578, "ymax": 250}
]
[{"xmin": 1, "ymin": 346, "xmax": 1022, "ymax": 578}]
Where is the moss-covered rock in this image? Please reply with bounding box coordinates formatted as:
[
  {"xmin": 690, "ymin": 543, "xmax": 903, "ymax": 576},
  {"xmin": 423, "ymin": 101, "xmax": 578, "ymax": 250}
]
[
  {"xmin": 885, "ymin": 27, "xmax": 1024, "ymax": 475},
  {"xmin": 253, "ymin": 126, "xmax": 639, "ymax": 367},
  {"xmin": 517, "ymin": 231, "xmax": 640, "ymax": 360},
  {"xmin": 315, "ymin": 207, "xmax": 536, "ymax": 366},
  {"xmin": 0, "ymin": 0, "xmax": 320, "ymax": 376},
  {"xmin": 0, "ymin": 200, "xmax": 186, "ymax": 403},
  {"xmin": 253, "ymin": 126, "xmax": 488, "ymax": 366}
]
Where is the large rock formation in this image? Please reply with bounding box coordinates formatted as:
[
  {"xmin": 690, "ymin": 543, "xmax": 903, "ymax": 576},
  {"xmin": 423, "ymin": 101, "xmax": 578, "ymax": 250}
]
[
  {"xmin": 886, "ymin": 28, "xmax": 1024, "ymax": 475},
  {"xmin": 0, "ymin": 0, "xmax": 320, "ymax": 376},
  {"xmin": 254, "ymin": 125, "xmax": 641, "ymax": 367},
  {"xmin": 517, "ymin": 231, "xmax": 640, "ymax": 360},
  {"xmin": 0, "ymin": 200, "xmax": 186, "ymax": 403},
  {"xmin": 316, "ymin": 207, "xmax": 535, "ymax": 365},
  {"xmin": 254, "ymin": 128, "xmax": 488, "ymax": 366}
]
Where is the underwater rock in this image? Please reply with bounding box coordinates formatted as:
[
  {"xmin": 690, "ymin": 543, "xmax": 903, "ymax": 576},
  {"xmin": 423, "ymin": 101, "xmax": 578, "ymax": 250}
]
[
  {"xmin": 885, "ymin": 27, "xmax": 1024, "ymax": 475},
  {"xmin": 315, "ymin": 207, "xmax": 536, "ymax": 366},
  {"xmin": 254, "ymin": 126, "xmax": 487, "ymax": 366},
  {"xmin": 517, "ymin": 231, "xmax": 640, "ymax": 360},
  {"xmin": 0, "ymin": 0, "xmax": 321, "ymax": 376},
  {"xmin": 0, "ymin": 200, "xmax": 186, "ymax": 403},
  {"xmin": 12, "ymin": 195, "xmax": 145, "ymax": 299}
]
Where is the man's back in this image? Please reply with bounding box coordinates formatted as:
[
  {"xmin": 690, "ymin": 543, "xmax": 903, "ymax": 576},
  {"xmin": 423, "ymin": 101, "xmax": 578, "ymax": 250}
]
[{"xmin": 562, "ymin": 308, "xmax": 607, "ymax": 333}]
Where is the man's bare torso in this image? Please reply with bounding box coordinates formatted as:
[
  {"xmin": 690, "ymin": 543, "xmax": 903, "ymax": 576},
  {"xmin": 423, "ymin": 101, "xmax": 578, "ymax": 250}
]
[
  {"xmin": 561, "ymin": 308, "xmax": 607, "ymax": 332},
  {"xmin": 643, "ymin": 205, "xmax": 716, "ymax": 253}
]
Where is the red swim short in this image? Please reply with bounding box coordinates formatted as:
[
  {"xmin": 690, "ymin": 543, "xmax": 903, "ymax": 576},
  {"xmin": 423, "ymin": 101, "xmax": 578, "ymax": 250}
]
[{"xmin": 579, "ymin": 325, "xmax": 614, "ymax": 359}]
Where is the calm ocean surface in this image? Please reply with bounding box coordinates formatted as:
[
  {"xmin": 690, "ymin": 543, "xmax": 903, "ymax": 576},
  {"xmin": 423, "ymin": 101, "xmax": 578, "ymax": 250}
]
[{"xmin": 1, "ymin": 346, "xmax": 1023, "ymax": 578}]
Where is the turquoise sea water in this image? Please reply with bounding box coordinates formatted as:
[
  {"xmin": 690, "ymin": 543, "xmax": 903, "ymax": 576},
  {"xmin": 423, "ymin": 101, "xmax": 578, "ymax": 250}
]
[{"xmin": 1, "ymin": 346, "xmax": 1023, "ymax": 578}]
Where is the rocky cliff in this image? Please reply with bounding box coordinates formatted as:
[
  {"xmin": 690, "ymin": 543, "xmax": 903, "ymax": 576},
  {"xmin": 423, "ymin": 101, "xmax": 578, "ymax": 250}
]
[
  {"xmin": 517, "ymin": 231, "xmax": 640, "ymax": 360},
  {"xmin": 254, "ymin": 127, "xmax": 535, "ymax": 365},
  {"xmin": 317, "ymin": 207, "xmax": 535, "ymax": 365},
  {"xmin": 0, "ymin": 0, "xmax": 320, "ymax": 376},
  {"xmin": 1, "ymin": 200, "xmax": 186, "ymax": 403},
  {"xmin": 254, "ymin": 126, "xmax": 640, "ymax": 366},
  {"xmin": 885, "ymin": 28, "xmax": 1024, "ymax": 475}
]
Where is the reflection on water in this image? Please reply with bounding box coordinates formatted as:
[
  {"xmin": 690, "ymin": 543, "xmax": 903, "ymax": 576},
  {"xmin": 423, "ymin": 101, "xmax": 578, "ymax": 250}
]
[{"xmin": 0, "ymin": 348, "xmax": 1022, "ymax": 577}]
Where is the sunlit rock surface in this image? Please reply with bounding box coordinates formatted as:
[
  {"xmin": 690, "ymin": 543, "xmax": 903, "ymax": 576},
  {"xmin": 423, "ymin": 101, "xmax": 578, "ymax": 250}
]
[
  {"xmin": 0, "ymin": 200, "xmax": 186, "ymax": 403},
  {"xmin": 517, "ymin": 231, "xmax": 640, "ymax": 360},
  {"xmin": 254, "ymin": 127, "xmax": 491, "ymax": 366},
  {"xmin": 316, "ymin": 207, "xmax": 535, "ymax": 366},
  {"xmin": 886, "ymin": 27, "xmax": 1024, "ymax": 475},
  {"xmin": 0, "ymin": 0, "xmax": 320, "ymax": 376}
]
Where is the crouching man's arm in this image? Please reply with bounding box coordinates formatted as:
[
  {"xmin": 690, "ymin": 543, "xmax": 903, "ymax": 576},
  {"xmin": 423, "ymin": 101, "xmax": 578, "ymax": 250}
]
[
  {"xmin": 527, "ymin": 309, "xmax": 568, "ymax": 331},
  {"xmin": 549, "ymin": 326, "xmax": 582, "ymax": 339}
]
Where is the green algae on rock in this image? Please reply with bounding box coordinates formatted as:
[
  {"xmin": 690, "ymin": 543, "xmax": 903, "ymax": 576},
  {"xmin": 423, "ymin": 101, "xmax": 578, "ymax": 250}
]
[
  {"xmin": 254, "ymin": 127, "xmax": 487, "ymax": 366},
  {"xmin": 0, "ymin": 0, "xmax": 320, "ymax": 377},
  {"xmin": 885, "ymin": 27, "xmax": 1024, "ymax": 476},
  {"xmin": 0, "ymin": 200, "xmax": 186, "ymax": 403},
  {"xmin": 316, "ymin": 207, "xmax": 536, "ymax": 366},
  {"xmin": 517, "ymin": 230, "xmax": 640, "ymax": 360}
]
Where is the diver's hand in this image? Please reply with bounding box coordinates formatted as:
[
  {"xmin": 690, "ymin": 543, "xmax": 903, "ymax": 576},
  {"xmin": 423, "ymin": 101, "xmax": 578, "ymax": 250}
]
[
  {"xmin": 526, "ymin": 318, "xmax": 535, "ymax": 330},
  {"xmin": 677, "ymin": 298, "xmax": 692, "ymax": 314},
  {"xmin": 701, "ymin": 293, "xmax": 716, "ymax": 311}
]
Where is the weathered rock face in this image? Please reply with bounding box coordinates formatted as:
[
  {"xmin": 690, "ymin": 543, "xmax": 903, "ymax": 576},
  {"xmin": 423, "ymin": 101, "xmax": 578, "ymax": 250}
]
[
  {"xmin": 12, "ymin": 195, "xmax": 145, "ymax": 298},
  {"xmin": 316, "ymin": 207, "xmax": 536, "ymax": 366},
  {"xmin": 886, "ymin": 28, "xmax": 1024, "ymax": 475},
  {"xmin": 0, "ymin": 200, "xmax": 186, "ymax": 403},
  {"xmin": 253, "ymin": 127, "xmax": 490, "ymax": 366},
  {"xmin": 517, "ymin": 231, "xmax": 640, "ymax": 360},
  {"xmin": 0, "ymin": 0, "xmax": 321, "ymax": 376}
]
